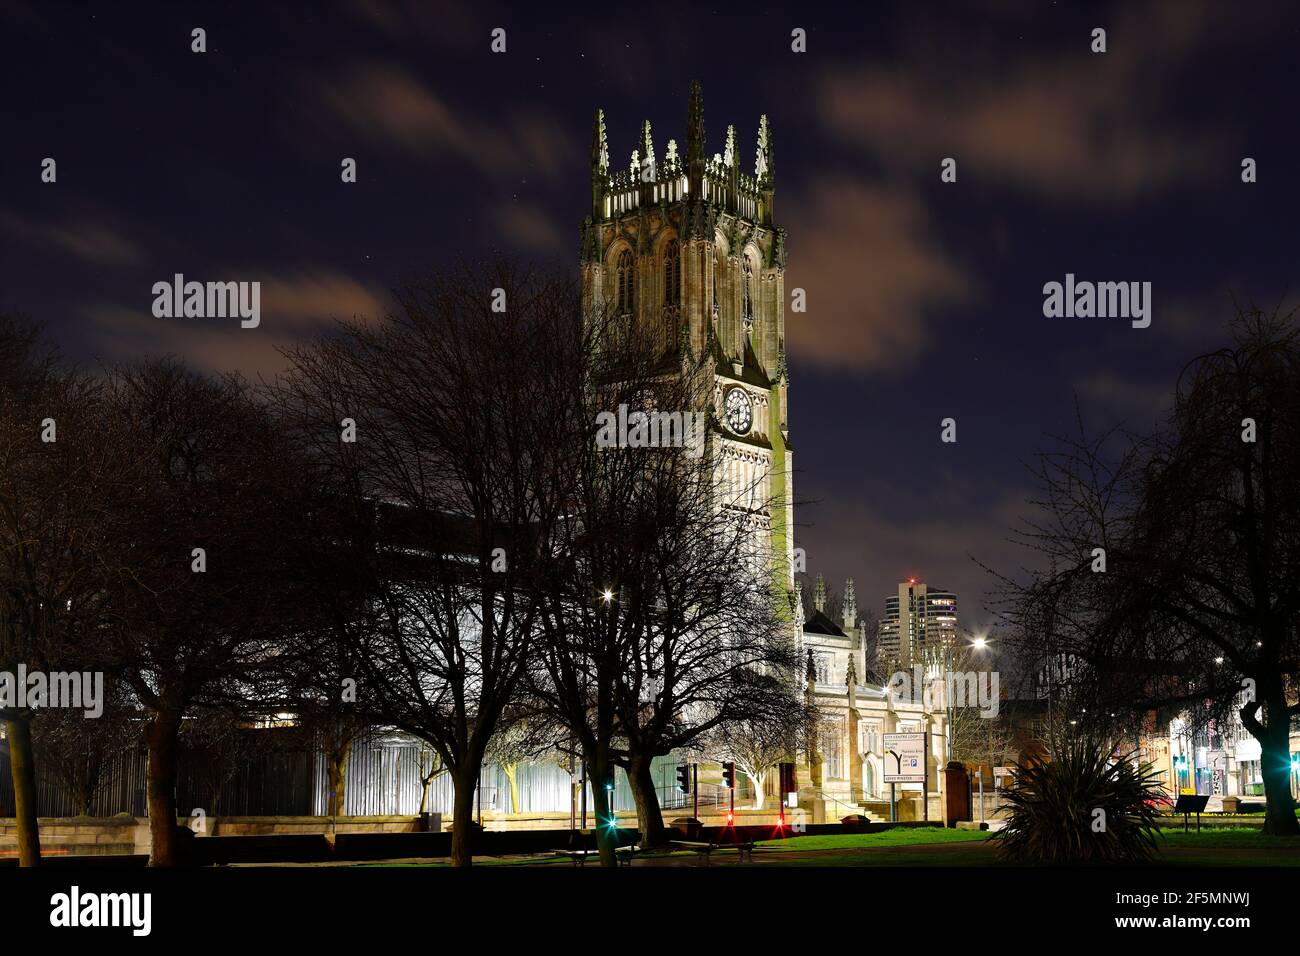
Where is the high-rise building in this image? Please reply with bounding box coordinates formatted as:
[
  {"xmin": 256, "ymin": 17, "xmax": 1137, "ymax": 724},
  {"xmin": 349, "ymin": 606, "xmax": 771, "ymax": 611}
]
[
  {"xmin": 878, "ymin": 579, "xmax": 958, "ymax": 668},
  {"xmin": 579, "ymin": 82, "xmax": 793, "ymax": 592}
]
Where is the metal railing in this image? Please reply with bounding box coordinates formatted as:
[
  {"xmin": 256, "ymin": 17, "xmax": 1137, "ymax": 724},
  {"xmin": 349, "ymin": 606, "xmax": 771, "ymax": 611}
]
[
  {"xmin": 797, "ymin": 786, "xmax": 868, "ymax": 821},
  {"xmin": 657, "ymin": 782, "xmax": 729, "ymax": 813}
]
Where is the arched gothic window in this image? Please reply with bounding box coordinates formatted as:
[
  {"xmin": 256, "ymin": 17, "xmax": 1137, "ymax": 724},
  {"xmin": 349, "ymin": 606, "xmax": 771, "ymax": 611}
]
[
  {"xmin": 712, "ymin": 250, "xmax": 721, "ymax": 316},
  {"xmin": 741, "ymin": 257, "xmax": 754, "ymax": 334},
  {"xmin": 663, "ymin": 239, "xmax": 680, "ymax": 308},
  {"xmin": 616, "ymin": 249, "xmax": 635, "ymax": 316}
]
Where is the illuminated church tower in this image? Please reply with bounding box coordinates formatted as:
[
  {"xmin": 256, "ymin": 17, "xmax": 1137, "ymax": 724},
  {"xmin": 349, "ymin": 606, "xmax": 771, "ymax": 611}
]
[{"xmin": 580, "ymin": 82, "xmax": 794, "ymax": 597}]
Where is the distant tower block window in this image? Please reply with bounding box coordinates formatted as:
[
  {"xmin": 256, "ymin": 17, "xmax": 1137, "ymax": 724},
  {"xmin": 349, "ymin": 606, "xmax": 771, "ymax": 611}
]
[
  {"xmin": 616, "ymin": 248, "xmax": 635, "ymax": 316},
  {"xmin": 663, "ymin": 239, "xmax": 680, "ymax": 307}
]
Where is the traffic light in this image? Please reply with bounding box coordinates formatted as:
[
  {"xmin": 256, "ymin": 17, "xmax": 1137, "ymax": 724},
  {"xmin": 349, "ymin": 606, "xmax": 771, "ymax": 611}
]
[
  {"xmin": 722, "ymin": 761, "xmax": 736, "ymax": 789},
  {"xmin": 676, "ymin": 764, "xmax": 690, "ymax": 794}
]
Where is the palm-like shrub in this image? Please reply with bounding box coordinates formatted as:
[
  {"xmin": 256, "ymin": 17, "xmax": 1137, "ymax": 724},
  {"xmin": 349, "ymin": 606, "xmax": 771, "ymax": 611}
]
[{"xmin": 994, "ymin": 736, "xmax": 1165, "ymax": 864}]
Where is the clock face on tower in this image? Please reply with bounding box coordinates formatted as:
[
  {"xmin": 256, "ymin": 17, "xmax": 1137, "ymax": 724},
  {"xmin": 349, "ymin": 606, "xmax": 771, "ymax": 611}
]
[{"xmin": 723, "ymin": 386, "xmax": 753, "ymax": 436}]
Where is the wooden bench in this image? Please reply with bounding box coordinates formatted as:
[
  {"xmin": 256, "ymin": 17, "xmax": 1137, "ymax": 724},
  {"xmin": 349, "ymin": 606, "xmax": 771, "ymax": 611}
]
[
  {"xmin": 669, "ymin": 839, "xmax": 755, "ymax": 864},
  {"xmin": 552, "ymin": 845, "xmax": 638, "ymax": 867}
]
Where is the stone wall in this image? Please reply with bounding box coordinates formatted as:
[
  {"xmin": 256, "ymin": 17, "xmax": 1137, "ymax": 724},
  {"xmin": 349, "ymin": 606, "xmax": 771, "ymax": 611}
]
[{"xmin": 1, "ymin": 803, "xmax": 839, "ymax": 854}]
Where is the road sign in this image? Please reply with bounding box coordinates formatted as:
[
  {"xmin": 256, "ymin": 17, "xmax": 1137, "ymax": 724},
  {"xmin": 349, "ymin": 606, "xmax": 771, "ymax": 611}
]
[{"xmin": 883, "ymin": 732, "xmax": 926, "ymax": 783}]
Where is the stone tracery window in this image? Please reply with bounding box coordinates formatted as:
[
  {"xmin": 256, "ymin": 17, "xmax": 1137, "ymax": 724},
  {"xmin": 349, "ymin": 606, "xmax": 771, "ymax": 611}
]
[
  {"xmin": 824, "ymin": 716, "xmax": 844, "ymax": 779},
  {"xmin": 711, "ymin": 249, "xmax": 721, "ymax": 318},
  {"xmin": 663, "ymin": 239, "xmax": 680, "ymax": 308},
  {"xmin": 616, "ymin": 248, "xmax": 635, "ymax": 316},
  {"xmin": 741, "ymin": 256, "xmax": 754, "ymax": 335}
]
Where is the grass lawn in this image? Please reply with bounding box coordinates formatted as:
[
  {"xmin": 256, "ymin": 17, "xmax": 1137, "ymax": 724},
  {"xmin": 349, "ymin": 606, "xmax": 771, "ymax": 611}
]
[
  {"xmin": 755, "ymin": 828, "xmax": 991, "ymax": 851},
  {"xmin": 365, "ymin": 824, "xmax": 1299, "ymax": 867},
  {"xmin": 369, "ymin": 828, "xmax": 994, "ymax": 866},
  {"xmin": 744, "ymin": 827, "xmax": 1299, "ymax": 867},
  {"xmin": 1157, "ymin": 826, "xmax": 1298, "ymax": 848},
  {"xmin": 1154, "ymin": 826, "xmax": 1300, "ymax": 864}
]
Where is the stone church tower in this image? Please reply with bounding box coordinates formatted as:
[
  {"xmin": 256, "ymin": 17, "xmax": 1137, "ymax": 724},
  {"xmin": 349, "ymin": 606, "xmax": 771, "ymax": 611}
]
[{"xmin": 579, "ymin": 82, "xmax": 794, "ymax": 596}]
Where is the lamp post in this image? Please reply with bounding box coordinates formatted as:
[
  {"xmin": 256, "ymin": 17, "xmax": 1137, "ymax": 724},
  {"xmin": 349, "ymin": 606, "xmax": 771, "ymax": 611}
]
[{"xmin": 952, "ymin": 632, "xmax": 992, "ymax": 762}]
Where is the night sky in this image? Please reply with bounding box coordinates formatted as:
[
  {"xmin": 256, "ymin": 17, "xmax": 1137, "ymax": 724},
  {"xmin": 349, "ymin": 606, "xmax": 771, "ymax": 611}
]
[{"xmin": 4, "ymin": 1, "xmax": 1298, "ymax": 632}]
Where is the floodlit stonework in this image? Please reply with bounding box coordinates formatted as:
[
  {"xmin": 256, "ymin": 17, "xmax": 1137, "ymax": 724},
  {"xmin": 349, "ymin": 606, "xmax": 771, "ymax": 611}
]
[{"xmin": 581, "ymin": 84, "xmax": 948, "ymax": 824}]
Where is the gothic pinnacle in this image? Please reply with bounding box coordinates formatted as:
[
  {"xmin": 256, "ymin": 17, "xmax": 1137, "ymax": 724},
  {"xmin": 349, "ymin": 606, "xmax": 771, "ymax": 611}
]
[
  {"xmin": 591, "ymin": 109, "xmax": 608, "ymax": 177},
  {"xmin": 686, "ymin": 80, "xmax": 704, "ymax": 166},
  {"xmin": 756, "ymin": 114, "xmax": 773, "ymax": 182},
  {"xmin": 639, "ymin": 120, "xmax": 655, "ymax": 173}
]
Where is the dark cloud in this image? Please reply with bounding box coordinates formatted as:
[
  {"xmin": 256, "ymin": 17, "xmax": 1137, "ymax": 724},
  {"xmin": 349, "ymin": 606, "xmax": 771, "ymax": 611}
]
[
  {"xmin": 0, "ymin": 210, "xmax": 145, "ymax": 267},
  {"xmin": 84, "ymin": 271, "xmax": 388, "ymax": 377},
  {"xmin": 301, "ymin": 63, "xmax": 579, "ymax": 184},
  {"xmin": 784, "ymin": 178, "xmax": 974, "ymax": 371},
  {"xmin": 817, "ymin": 1, "xmax": 1234, "ymax": 201}
]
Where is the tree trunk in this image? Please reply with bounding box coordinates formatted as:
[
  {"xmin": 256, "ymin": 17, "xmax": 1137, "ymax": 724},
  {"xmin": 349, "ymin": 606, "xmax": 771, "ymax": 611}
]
[
  {"xmin": 504, "ymin": 762, "xmax": 519, "ymax": 814},
  {"xmin": 746, "ymin": 771, "xmax": 766, "ymax": 810},
  {"xmin": 5, "ymin": 713, "xmax": 41, "ymax": 866},
  {"xmin": 449, "ymin": 763, "xmax": 481, "ymax": 868},
  {"xmin": 627, "ymin": 752, "xmax": 666, "ymax": 848},
  {"xmin": 145, "ymin": 704, "xmax": 183, "ymax": 866},
  {"xmin": 326, "ymin": 739, "xmax": 353, "ymax": 818},
  {"xmin": 586, "ymin": 748, "xmax": 620, "ymax": 867},
  {"xmin": 1258, "ymin": 709, "xmax": 1299, "ymax": 836},
  {"xmin": 418, "ymin": 748, "xmax": 439, "ymax": 814}
]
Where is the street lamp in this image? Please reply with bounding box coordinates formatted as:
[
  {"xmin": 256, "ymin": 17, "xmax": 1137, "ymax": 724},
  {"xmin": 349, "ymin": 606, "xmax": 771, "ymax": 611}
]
[{"xmin": 941, "ymin": 629, "xmax": 993, "ymax": 762}]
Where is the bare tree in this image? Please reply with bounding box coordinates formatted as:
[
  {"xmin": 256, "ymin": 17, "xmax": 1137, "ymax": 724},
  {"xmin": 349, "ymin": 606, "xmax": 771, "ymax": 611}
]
[
  {"xmin": 177, "ymin": 707, "xmax": 255, "ymax": 822},
  {"xmin": 269, "ymin": 393, "xmax": 388, "ymax": 822},
  {"xmin": 531, "ymin": 301, "xmax": 801, "ymax": 856},
  {"xmin": 31, "ymin": 682, "xmax": 139, "ymax": 817},
  {"xmin": 485, "ymin": 708, "xmax": 562, "ymax": 814},
  {"xmin": 705, "ymin": 695, "xmax": 812, "ymax": 810},
  {"xmin": 415, "ymin": 741, "xmax": 446, "ymax": 819},
  {"xmin": 0, "ymin": 316, "xmax": 122, "ymax": 865},
  {"xmin": 998, "ymin": 307, "xmax": 1300, "ymax": 835},
  {"xmin": 277, "ymin": 262, "xmax": 578, "ymax": 866},
  {"xmin": 98, "ymin": 359, "xmax": 310, "ymax": 865}
]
